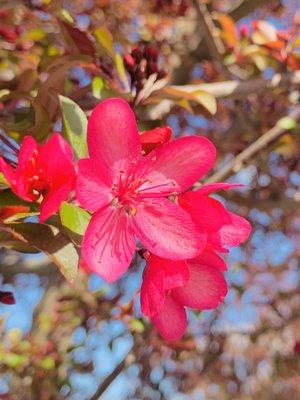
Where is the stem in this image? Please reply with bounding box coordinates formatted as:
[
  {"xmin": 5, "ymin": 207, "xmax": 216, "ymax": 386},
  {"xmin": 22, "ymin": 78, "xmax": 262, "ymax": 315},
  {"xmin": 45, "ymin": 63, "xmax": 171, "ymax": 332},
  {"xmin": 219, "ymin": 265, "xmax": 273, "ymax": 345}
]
[{"xmin": 196, "ymin": 105, "xmax": 300, "ymax": 185}]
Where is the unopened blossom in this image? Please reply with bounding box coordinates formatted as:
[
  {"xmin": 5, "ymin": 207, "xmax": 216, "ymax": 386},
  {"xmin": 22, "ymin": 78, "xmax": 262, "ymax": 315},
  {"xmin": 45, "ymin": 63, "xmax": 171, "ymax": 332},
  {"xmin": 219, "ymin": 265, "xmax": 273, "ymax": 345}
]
[
  {"xmin": 140, "ymin": 126, "xmax": 172, "ymax": 155},
  {"xmin": 76, "ymin": 98, "xmax": 216, "ymax": 282},
  {"xmin": 0, "ymin": 133, "xmax": 76, "ymax": 222}
]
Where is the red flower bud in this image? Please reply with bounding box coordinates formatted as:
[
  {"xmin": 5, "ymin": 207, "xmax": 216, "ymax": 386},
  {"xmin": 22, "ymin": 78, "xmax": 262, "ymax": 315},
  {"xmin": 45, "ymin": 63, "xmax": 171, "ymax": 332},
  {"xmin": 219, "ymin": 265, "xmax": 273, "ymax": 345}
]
[
  {"xmin": 239, "ymin": 25, "xmax": 249, "ymax": 38},
  {"xmin": 144, "ymin": 45, "xmax": 159, "ymax": 61},
  {"xmin": 0, "ymin": 291, "xmax": 15, "ymax": 305},
  {"xmin": 131, "ymin": 47, "xmax": 144, "ymax": 62},
  {"xmin": 123, "ymin": 54, "xmax": 136, "ymax": 69},
  {"xmin": 140, "ymin": 126, "xmax": 172, "ymax": 154}
]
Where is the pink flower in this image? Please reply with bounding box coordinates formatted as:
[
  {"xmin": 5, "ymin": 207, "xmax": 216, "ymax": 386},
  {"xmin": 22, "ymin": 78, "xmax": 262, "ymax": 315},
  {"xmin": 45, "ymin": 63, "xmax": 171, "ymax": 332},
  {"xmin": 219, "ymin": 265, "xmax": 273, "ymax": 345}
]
[
  {"xmin": 0, "ymin": 133, "xmax": 76, "ymax": 222},
  {"xmin": 179, "ymin": 183, "xmax": 252, "ymax": 252},
  {"xmin": 141, "ymin": 251, "xmax": 227, "ymax": 341},
  {"xmin": 141, "ymin": 183, "xmax": 251, "ymax": 340},
  {"xmin": 76, "ymin": 98, "xmax": 216, "ymax": 282}
]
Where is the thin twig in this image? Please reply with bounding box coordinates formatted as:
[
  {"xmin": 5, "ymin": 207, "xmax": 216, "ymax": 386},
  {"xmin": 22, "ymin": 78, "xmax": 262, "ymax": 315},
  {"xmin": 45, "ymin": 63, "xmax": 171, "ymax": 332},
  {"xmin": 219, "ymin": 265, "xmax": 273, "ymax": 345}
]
[{"xmin": 198, "ymin": 105, "xmax": 300, "ymax": 185}]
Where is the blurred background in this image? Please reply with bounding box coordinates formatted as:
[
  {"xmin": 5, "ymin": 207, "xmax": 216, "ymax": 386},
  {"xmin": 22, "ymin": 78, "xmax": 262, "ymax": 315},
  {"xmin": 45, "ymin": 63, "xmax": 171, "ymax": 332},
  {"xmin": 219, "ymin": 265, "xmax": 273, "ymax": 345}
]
[{"xmin": 0, "ymin": 0, "xmax": 299, "ymax": 399}]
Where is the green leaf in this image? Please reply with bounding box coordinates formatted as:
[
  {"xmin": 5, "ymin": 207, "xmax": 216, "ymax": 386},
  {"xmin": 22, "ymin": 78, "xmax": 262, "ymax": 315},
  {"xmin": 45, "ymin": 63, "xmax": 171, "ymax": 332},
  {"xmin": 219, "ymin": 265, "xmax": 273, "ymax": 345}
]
[
  {"xmin": 130, "ymin": 318, "xmax": 145, "ymax": 333},
  {"xmin": 0, "ymin": 189, "xmax": 36, "ymax": 209},
  {"xmin": 277, "ymin": 116, "xmax": 297, "ymax": 130},
  {"xmin": 94, "ymin": 27, "xmax": 115, "ymax": 57},
  {"xmin": 0, "ymin": 173, "xmax": 8, "ymax": 186},
  {"xmin": 59, "ymin": 95, "xmax": 88, "ymax": 159},
  {"xmin": 60, "ymin": 202, "xmax": 91, "ymax": 236},
  {"xmin": 0, "ymin": 223, "xmax": 79, "ymax": 282}
]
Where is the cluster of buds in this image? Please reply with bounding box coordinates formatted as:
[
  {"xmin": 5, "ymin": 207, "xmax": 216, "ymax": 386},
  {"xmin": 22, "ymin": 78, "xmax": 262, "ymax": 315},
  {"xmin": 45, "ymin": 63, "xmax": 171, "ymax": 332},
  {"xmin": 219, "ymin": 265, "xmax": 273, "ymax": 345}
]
[
  {"xmin": 123, "ymin": 44, "xmax": 167, "ymax": 95},
  {"xmin": 151, "ymin": 0, "xmax": 190, "ymax": 16}
]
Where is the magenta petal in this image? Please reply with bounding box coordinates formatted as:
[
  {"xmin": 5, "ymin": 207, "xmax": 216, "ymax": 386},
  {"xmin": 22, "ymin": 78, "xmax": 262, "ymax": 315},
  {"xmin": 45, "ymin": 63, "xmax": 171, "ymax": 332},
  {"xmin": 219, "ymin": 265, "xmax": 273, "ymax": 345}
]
[
  {"xmin": 76, "ymin": 158, "xmax": 113, "ymax": 213},
  {"xmin": 193, "ymin": 248, "xmax": 227, "ymax": 271},
  {"xmin": 141, "ymin": 267, "xmax": 165, "ymax": 318},
  {"xmin": 219, "ymin": 212, "xmax": 252, "ymax": 247},
  {"xmin": 141, "ymin": 255, "xmax": 190, "ymax": 317},
  {"xmin": 133, "ymin": 198, "xmax": 206, "ymax": 260},
  {"xmin": 18, "ymin": 136, "xmax": 38, "ymax": 167},
  {"xmin": 197, "ymin": 182, "xmax": 242, "ymax": 195},
  {"xmin": 140, "ymin": 136, "xmax": 216, "ymax": 195},
  {"xmin": 82, "ymin": 206, "xmax": 136, "ymax": 282},
  {"xmin": 179, "ymin": 191, "xmax": 231, "ymax": 234},
  {"xmin": 40, "ymin": 183, "xmax": 73, "ymax": 222},
  {"xmin": 87, "ymin": 98, "xmax": 141, "ymax": 173},
  {"xmin": 172, "ymin": 263, "xmax": 227, "ymax": 310},
  {"xmin": 152, "ymin": 295, "xmax": 187, "ymax": 341},
  {"xmin": 39, "ymin": 133, "xmax": 74, "ymax": 177}
]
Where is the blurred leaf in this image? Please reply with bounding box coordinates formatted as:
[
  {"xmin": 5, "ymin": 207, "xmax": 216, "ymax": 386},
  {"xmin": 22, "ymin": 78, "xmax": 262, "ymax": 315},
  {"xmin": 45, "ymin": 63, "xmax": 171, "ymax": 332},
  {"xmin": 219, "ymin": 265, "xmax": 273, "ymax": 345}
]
[
  {"xmin": 277, "ymin": 116, "xmax": 297, "ymax": 130},
  {"xmin": 92, "ymin": 76, "xmax": 104, "ymax": 99},
  {"xmin": 0, "ymin": 173, "xmax": 8, "ymax": 186},
  {"xmin": 130, "ymin": 318, "xmax": 145, "ymax": 333},
  {"xmin": 0, "ymin": 223, "xmax": 79, "ymax": 282},
  {"xmin": 214, "ymin": 13, "xmax": 238, "ymax": 47},
  {"xmin": 163, "ymin": 86, "xmax": 217, "ymax": 114},
  {"xmin": 22, "ymin": 28, "xmax": 46, "ymax": 42},
  {"xmin": 60, "ymin": 8, "xmax": 74, "ymax": 23},
  {"xmin": 59, "ymin": 95, "xmax": 88, "ymax": 159},
  {"xmin": 177, "ymin": 98, "xmax": 194, "ymax": 114},
  {"xmin": 94, "ymin": 27, "xmax": 115, "ymax": 57},
  {"xmin": 59, "ymin": 20, "xmax": 96, "ymax": 58},
  {"xmin": 60, "ymin": 202, "xmax": 91, "ymax": 236},
  {"xmin": 40, "ymin": 356, "xmax": 55, "ymax": 370},
  {"xmin": 114, "ymin": 53, "xmax": 130, "ymax": 91},
  {"xmin": 0, "ymin": 189, "xmax": 36, "ymax": 209},
  {"xmin": 192, "ymin": 90, "xmax": 217, "ymax": 114},
  {"xmin": 250, "ymin": 53, "xmax": 268, "ymax": 70}
]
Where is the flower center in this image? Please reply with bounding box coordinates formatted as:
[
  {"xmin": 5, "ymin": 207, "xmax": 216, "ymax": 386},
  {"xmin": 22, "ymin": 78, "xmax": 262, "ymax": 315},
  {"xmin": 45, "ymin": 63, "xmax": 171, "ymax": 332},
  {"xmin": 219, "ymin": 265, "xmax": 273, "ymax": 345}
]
[
  {"xmin": 24, "ymin": 151, "xmax": 52, "ymax": 199},
  {"xmin": 111, "ymin": 171, "xmax": 145, "ymax": 215}
]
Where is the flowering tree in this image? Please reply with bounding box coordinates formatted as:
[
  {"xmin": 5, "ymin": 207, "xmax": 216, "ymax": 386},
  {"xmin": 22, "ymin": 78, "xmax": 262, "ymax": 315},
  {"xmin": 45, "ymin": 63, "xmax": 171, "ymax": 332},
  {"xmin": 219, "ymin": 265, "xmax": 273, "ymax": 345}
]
[{"xmin": 0, "ymin": 0, "xmax": 299, "ymax": 399}]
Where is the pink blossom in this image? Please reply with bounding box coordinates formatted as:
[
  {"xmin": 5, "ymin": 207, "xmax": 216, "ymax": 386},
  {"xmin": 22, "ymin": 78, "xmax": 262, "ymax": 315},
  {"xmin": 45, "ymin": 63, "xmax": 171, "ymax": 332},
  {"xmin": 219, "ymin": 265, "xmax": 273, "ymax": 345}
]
[
  {"xmin": 179, "ymin": 183, "xmax": 252, "ymax": 252},
  {"xmin": 141, "ymin": 183, "xmax": 251, "ymax": 340},
  {"xmin": 76, "ymin": 98, "xmax": 216, "ymax": 282},
  {"xmin": 141, "ymin": 251, "xmax": 227, "ymax": 341},
  {"xmin": 0, "ymin": 133, "xmax": 76, "ymax": 222}
]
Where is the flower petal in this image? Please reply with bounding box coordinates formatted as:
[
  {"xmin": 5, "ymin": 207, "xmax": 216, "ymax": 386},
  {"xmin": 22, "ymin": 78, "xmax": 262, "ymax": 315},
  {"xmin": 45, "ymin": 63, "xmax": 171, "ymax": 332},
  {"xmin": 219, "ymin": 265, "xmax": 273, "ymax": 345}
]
[
  {"xmin": 82, "ymin": 206, "xmax": 136, "ymax": 282},
  {"xmin": 141, "ymin": 255, "xmax": 190, "ymax": 317},
  {"xmin": 87, "ymin": 98, "xmax": 141, "ymax": 173},
  {"xmin": 141, "ymin": 266, "xmax": 165, "ymax": 318},
  {"xmin": 39, "ymin": 133, "xmax": 75, "ymax": 178},
  {"xmin": 193, "ymin": 247, "xmax": 227, "ymax": 271},
  {"xmin": 133, "ymin": 198, "xmax": 206, "ymax": 260},
  {"xmin": 152, "ymin": 295, "xmax": 187, "ymax": 341},
  {"xmin": 197, "ymin": 182, "xmax": 242, "ymax": 195},
  {"xmin": 218, "ymin": 212, "xmax": 252, "ymax": 247},
  {"xmin": 40, "ymin": 183, "xmax": 73, "ymax": 222},
  {"xmin": 18, "ymin": 136, "xmax": 38, "ymax": 167},
  {"xmin": 179, "ymin": 191, "xmax": 231, "ymax": 234},
  {"xmin": 76, "ymin": 158, "xmax": 113, "ymax": 213},
  {"xmin": 172, "ymin": 263, "xmax": 227, "ymax": 310},
  {"xmin": 138, "ymin": 136, "xmax": 216, "ymax": 196},
  {"xmin": 0, "ymin": 157, "xmax": 33, "ymax": 202}
]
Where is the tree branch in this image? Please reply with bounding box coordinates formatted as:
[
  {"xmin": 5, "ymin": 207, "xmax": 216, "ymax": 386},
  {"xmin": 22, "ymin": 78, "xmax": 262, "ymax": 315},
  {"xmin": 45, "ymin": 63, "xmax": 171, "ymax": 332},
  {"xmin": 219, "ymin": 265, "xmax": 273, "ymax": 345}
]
[
  {"xmin": 89, "ymin": 353, "xmax": 134, "ymax": 400},
  {"xmin": 201, "ymin": 105, "xmax": 300, "ymax": 184}
]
